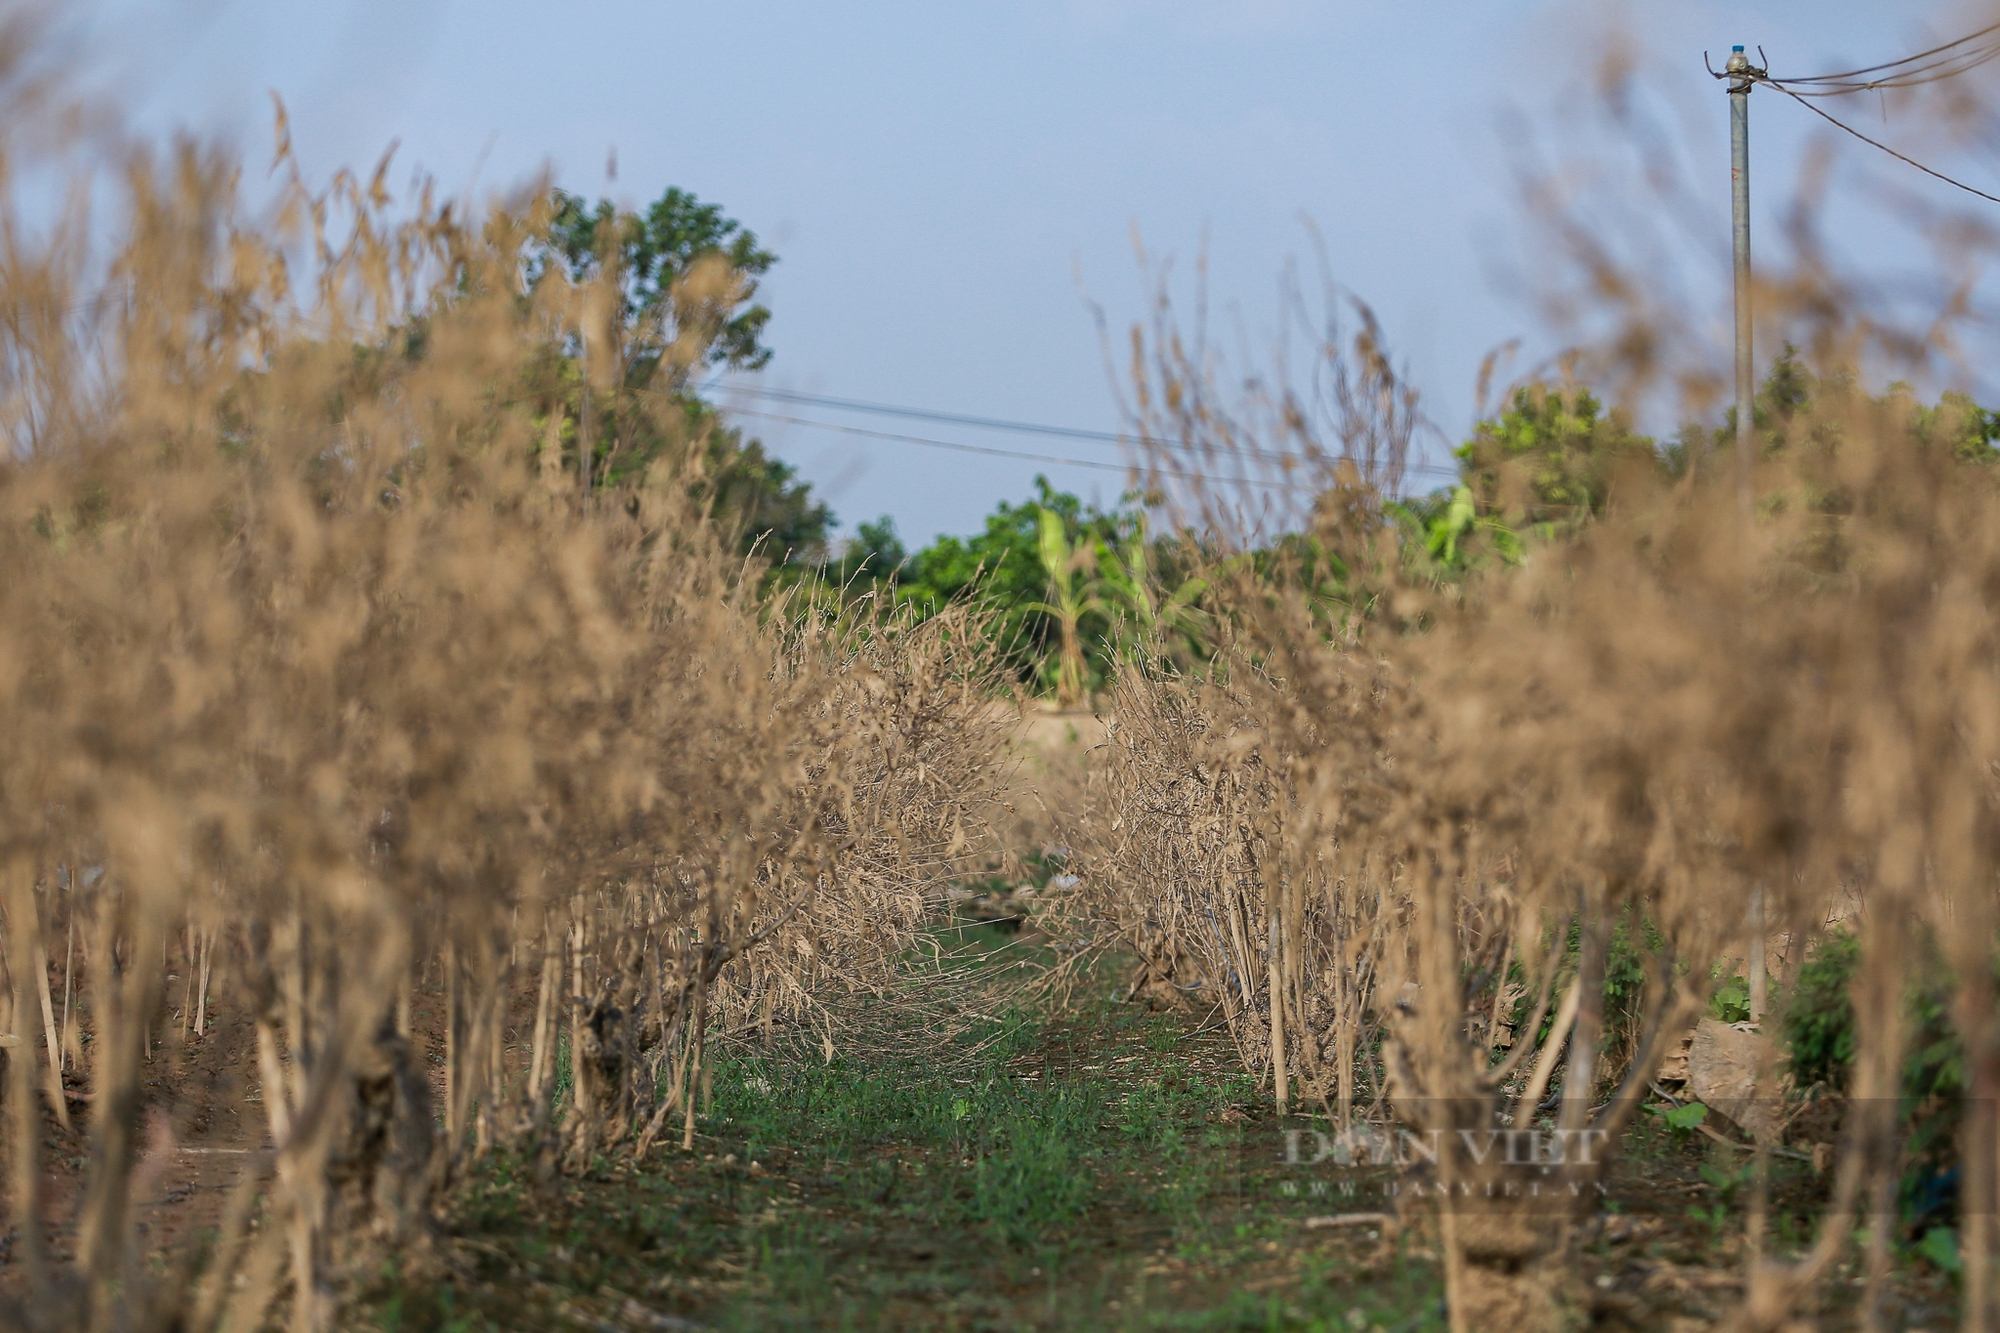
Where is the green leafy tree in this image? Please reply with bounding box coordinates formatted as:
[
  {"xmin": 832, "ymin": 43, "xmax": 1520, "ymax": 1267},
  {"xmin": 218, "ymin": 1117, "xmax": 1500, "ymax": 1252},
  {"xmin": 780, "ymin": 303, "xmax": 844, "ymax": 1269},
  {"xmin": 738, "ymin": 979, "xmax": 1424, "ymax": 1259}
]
[
  {"xmin": 1455, "ymin": 384, "xmax": 1657, "ymax": 532},
  {"xmin": 683, "ymin": 403, "xmax": 832, "ymax": 561},
  {"xmin": 536, "ymin": 186, "xmax": 776, "ymax": 378},
  {"xmin": 1695, "ymin": 344, "xmax": 1832, "ymax": 466},
  {"xmin": 520, "ymin": 186, "xmax": 829, "ymax": 559},
  {"xmin": 1401, "ymin": 483, "xmax": 1524, "ymax": 575},
  {"xmin": 1675, "ymin": 348, "xmax": 1998, "ymax": 557},
  {"xmin": 846, "ymin": 478, "xmax": 1151, "ymax": 695},
  {"xmin": 1093, "ymin": 515, "xmax": 1211, "ymax": 662},
  {"xmin": 820, "ymin": 514, "xmax": 909, "ymax": 589},
  {"xmin": 1918, "ymin": 390, "xmax": 2000, "ymax": 464},
  {"xmin": 1381, "ymin": 384, "xmax": 1655, "ymax": 584},
  {"xmin": 1028, "ymin": 509, "xmax": 1109, "ymax": 707}
]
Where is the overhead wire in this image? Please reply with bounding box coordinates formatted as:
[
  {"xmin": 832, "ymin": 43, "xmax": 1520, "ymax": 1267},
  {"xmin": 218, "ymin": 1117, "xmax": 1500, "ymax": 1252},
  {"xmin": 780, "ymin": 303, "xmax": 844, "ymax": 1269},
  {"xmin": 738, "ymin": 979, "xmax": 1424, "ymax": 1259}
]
[
  {"xmin": 727, "ymin": 385, "xmax": 1138, "ymax": 446},
  {"xmin": 719, "ymin": 384, "xmax": 1462, "ymax": 478},
  {"xmin": 57, "ymin": 283, "xmax": 1468, "ymax": 489},
  {"xmin": 1760, "ymin": 77, "xmax": 2000, "ymax": 206},
  {"xmin": 1766, "ymin": 20, "xmax": 2000, "ymax": 94},
  {"xmin": 38, "ymin": 285, "xmax": 1469, "ymax": 488},
  {"xmin": 727, "ymin": 405, "xmax": 1366, "ymax": 493},
  {"xmin": 1726, "ymin": 21, "xmax": 2000, "ymax": 206},
  {"xmin": 1769, "ymin": 46, "xmax": 2000, "ymax": 96}
]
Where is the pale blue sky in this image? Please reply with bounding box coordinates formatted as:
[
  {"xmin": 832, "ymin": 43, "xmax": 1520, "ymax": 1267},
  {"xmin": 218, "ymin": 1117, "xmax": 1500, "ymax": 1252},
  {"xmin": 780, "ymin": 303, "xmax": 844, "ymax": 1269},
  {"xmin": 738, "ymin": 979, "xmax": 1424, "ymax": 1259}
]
[{"xmin": 67, "ymin": 0, "xmax": 2000, "ymax": 543}]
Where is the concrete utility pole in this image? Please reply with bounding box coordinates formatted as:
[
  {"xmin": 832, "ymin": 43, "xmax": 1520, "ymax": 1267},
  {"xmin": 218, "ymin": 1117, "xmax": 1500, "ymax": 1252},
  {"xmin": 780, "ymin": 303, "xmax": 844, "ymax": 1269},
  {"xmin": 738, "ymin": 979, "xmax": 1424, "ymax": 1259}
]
[
  {"xmin": 1726, "ymin": 43, "xmax": 1768, "ymax": 1023},
  {"xmin": 1729, "ymin": 44, "xmax": 1755, "ymax": 498}
]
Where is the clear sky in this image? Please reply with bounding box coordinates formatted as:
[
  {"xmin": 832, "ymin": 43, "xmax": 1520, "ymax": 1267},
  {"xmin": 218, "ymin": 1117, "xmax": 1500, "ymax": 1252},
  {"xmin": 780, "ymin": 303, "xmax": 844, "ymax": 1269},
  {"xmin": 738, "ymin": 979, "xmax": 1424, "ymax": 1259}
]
[{"xmin": 64, "ymin": 0, "xmax": 2000, "ymax": 545}]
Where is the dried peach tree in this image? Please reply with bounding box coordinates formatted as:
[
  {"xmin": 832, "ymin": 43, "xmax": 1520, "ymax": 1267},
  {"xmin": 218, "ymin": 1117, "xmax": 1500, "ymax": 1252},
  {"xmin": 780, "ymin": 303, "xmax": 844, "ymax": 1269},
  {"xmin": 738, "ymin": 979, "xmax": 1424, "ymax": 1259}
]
[
  {"xmin": 0, "ymin": 54, "xmax": 1004, "ymax": 1333},
  {"xmin": 1078, "ymin": 105, "xmax": 2000, "ymax": 1333}
]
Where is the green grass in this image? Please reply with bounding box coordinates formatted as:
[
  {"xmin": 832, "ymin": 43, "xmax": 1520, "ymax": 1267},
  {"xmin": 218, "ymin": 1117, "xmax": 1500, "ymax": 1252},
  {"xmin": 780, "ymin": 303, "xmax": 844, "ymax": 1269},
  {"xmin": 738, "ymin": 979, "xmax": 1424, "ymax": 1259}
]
[
  {"xmin": 352, "ymin": 927, "xmax": 1445, "ymax": 1331},
  {"xmin": 347, "ymin": 920, "xmax": 1983, "ymax": 1330},
  {"xmin": 342, "ymin": 917, "xmax": 1983, "ymax": 1330}
]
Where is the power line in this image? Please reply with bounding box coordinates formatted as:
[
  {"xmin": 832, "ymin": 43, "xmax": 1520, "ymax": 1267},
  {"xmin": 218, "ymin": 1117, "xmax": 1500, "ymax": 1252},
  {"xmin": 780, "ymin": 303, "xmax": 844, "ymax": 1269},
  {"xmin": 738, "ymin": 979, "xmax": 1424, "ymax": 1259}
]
[
  {"xmin": 59, "ymin": 283, "xmax": 1469, "ymax": 481},
  {"xmin": 728, "ymin": 406, "xmax": 1370, "ymax": 493},
  {"xmin": 1773, "ymin": 50, "xmax": 2000, "ymax": 96},
  {"xmin": 729, "ymin": 385, "xmax": 1138, "ymax": 445},
  {"xmin": 1721, "ymin": 23, "xmax": 2000, "ymax": 205},
  {"xmin": 720, "ymin": 383, "xmax": 1461, "ymax": 478},
  {"xmin": 1768, "ymin": 21, "xmax": 2000, "ymax": 93},
  {"xmin": 66, "ymin": 279, "xmax": 1472, "ymax": 484},
  {"xmin": 1761, "ymin": 75, "xmax": 2000, "ymax": 205},
  {"xmin": 1702, "ymin": 20, "xmax": 2000, "ymax": 205}
]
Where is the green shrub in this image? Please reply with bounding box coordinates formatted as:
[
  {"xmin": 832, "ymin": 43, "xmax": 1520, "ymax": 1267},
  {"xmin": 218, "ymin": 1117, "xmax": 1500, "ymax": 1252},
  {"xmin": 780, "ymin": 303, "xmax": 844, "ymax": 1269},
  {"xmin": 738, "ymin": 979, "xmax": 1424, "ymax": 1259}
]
[
  {"xmin": 1783, "ymin": 932, "xmax": 1860, "ymax": 1089},
  {"xmin": 1780, "ymin": 929, "xmax": 1958, "ymax": 1105},
  {"xmin": 1780, "ymin": 929, "xmax": 1966, "ymax": 1225}
]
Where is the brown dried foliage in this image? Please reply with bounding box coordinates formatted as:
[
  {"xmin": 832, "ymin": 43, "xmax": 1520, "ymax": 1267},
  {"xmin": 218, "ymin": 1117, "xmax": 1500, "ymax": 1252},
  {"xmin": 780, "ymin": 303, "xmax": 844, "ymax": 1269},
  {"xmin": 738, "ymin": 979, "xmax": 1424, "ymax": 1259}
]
[
  {"xmin": 1084, "ymin": 62, "xmax": 2000, "ymax": 1333},
  {"xmin": 1094, "ymin": 368, "xmax": 2000, "ymax": 1333},
  {"xmin": 0, "ymin": 47, "xmax": 1006, "ymax": 1333}
]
